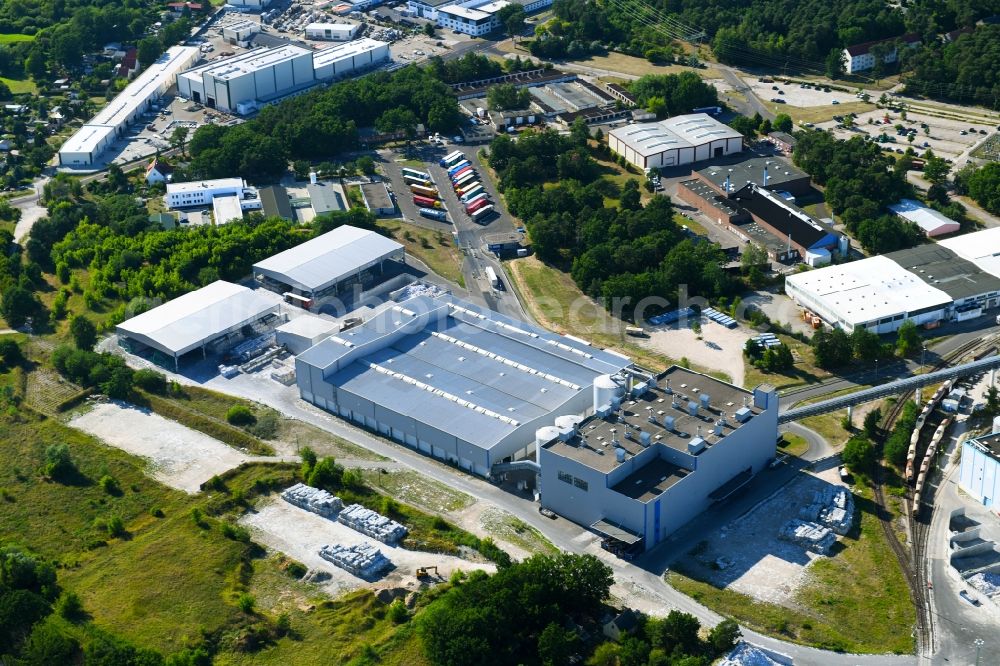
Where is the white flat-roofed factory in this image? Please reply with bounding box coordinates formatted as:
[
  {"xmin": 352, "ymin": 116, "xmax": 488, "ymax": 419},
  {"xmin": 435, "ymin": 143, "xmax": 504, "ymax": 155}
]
[
  {"xmin": 177, "ymin": 40, "xmax": 389, "ymax": 115},
  {"xmin": 608, "ymin": 113, "xmax": 743, "ymax": 170},
  {"xmin": 786, "ymin": 227, "xmax": 1000, "ymax": 334},
  {"xmin": 294, "ymin": 295, "xmax": 633, "ymax": 477},
  {"xmin": 58, "ymin": 45, "xmax": 200, "ymax": 168},
  {"xmin": 305, "ymin": 22, "xmax": 359, "ymax": 41}
]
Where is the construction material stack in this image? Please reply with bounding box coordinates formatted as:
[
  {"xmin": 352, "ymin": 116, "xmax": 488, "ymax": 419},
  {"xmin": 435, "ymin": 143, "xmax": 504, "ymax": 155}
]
[
  {"xmin": 281, "ymin": 483, "xmax": 344, "ymax": 519},
  {"xmin": 338, "ymin": 504, "xmax": 408, "ymax": 544}
]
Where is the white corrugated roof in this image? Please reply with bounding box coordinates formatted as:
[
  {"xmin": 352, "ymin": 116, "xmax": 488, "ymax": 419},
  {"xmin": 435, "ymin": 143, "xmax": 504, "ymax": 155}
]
[
  {"xmin": 785, "ymin": 255, "xmax": 951, "ymax": 327},
  {"xmin": 889, "ymin": 199, "xmax": 961, "ymax": 236},
  {"xmin": 610, "ymin": 113, "xmax": 741, "ymax": 157},
  {"xmin": 252, "ymin": 225, "xmax": 404, "ymax": 293},
  {"xmin": 312, "ymin": 38, "xmax": 389, "ymax": 67},
  {"xmin": 116, "ymin": 281, "xmax": 281, "ymax": 356}
]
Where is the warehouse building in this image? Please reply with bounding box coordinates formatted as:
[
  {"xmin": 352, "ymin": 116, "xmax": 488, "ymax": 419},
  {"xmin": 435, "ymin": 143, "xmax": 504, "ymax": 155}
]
[
  {"xmin": 252, "ymin": 225, "xmax": 405, "ymax": 301},
  {"xmin": 960, "ymin": 431, "xmax": 1000, "ymax": 507},
  {"xmin": 538, "ymin": 367, "xmax": 778, "ymax": 552},
  {"xmin": 58, "ymin": 45, "xmax": 200, "ymax": 167},
  {"xmin": 435, "ymin": 0, "xmax": 553, "ymax": 35},
  {"xmin": 311, "ymin": 38, "xmax": 391, "ymax": 81},
  {"xmin": 608, "ymin": 113, "xmax": 743, "ymax": 171},
  {"xmin": 889, "ymin": 199, "xmax": 961, "ymax": 238},
  {"xmin": 694, "ymin": 157, "xmax": 811, "ymax": 197},
  {"xmin": 732, "ymin": 184, "xmax": 839, "ymax": 266},
  {"xmin": 305, "ymin": 22, "xmax": 359, "ymax": 41},
  {"xmin": 785, "ymin": 230, "xmax": 1000, "ymax": 333},
  {"xmin": 117, "ymin": 281, "xmax": 283, "ymax": 369},
  {"xmin": 360, "ymin": 182, "xmax": 395, "ymax": 216},
  {"xmin": 177, "ymin": 44, "xmax": 316, "ymax": 114},
  {"xmin": 294, "ymin": 294, "xmax": 632, "ymax": 476}
]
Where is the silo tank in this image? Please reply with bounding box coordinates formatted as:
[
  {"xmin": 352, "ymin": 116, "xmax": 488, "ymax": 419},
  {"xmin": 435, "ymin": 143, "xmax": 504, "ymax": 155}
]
[
  {"xmin": 593, "ymin": 374, "xmax": 621, "ymax": 411},
  {"xmin": 535, "ymin": 426, "xmax": 561, "ymax": 449}
]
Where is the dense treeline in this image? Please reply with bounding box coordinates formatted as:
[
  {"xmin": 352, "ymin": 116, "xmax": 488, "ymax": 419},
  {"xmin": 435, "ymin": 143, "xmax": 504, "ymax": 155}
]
[
  {"xmin": 186, "ymin": 66, "xmax": 463, "ymax": 182},
  {"xmin": 418, "ymin": 551, "xmax": 742, "ymax": 666},
  {"xmin": 0, "ymin": 0, "xmax": 189, "ymax": 82},
  {"xmin": 792, "ymin": 131, "xmax": 921, "ymax": 254},
  {"xmin": 905, "ymin": 25, "xmax": 1000, "ymax": 107},
  {"xmin": 425, "ymin": 52, "xmax": 542, "ymax": 84},
  {"xmin": 489, "ymin": 128, "xmax": 735, "ymax": 315},
  {"xmin": 627, "ymin": 72, "xmax": 719, "ymax": 117},
  {"xmin": 956, "ymin": 162, "xmax": 1000, "ymax": 215},
  {"xmin": 537, "ymin": 0, "xmax": 997, "ymax": 77}
]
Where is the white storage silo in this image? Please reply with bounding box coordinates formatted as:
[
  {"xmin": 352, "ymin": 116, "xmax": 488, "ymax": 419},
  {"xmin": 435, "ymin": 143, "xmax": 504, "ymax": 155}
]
[{"xmin": 593, "ymin": 374, "xmax": 621, "ymax": 411}]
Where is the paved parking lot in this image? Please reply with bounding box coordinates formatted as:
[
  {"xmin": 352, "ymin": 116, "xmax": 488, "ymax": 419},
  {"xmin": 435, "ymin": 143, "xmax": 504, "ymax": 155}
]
[{"xmin": 740, "ymin": 77, "xmax": 851, "ymax": 107}]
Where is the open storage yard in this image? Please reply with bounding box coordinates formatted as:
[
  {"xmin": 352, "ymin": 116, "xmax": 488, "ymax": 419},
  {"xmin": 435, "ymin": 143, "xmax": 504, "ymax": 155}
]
[
  {"xmin": 668, "ymin": 467, "xmax": 914, "ymax": 653},
  {"xmin": 241, "ymin": 498, "xmax": 494, "ymax": 596}
]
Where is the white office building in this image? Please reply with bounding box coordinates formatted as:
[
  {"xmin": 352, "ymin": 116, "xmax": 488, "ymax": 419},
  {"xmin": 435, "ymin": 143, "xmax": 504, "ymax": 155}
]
[
  {"xmin": 58, "ymin": 45, "xmax": 200, "ymax": 168},
  {"xmin": 165, "ymin": 178, "xmax": 262, "ymax": 211},
  {"xmin": 226, "ymin": 0, "xmax": 274, "ymax": 8},
  {"xmin": 842, "ymin": 34, "xmax": 919, "ymax": 74},
  {"xmin": 436, "ymin": 0, "xmax": 552, "ymax": 35},
  {"xmin": 608, "ymin": 113, "xmax": 743, "ymax": 170},
  {"xmin": 305, "ymin": 22, "xmax": 359, "ymax": 41},
  {"xmin": 177, "ymin": 44, "xmax": 316, "ymax": 114}
]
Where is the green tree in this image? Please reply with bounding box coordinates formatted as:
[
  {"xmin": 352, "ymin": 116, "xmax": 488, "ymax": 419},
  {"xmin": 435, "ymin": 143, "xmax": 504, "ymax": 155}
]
[
  {"xmin": 69, "ymin": 314, "xmax": 97, "ymax": 350},
  {"xmin": 895, "ymin": 319, "xmax": 922, "ymax": 357},
  {"xmin": 922, "ymin": 156, "xmax": 950, "ymax": 185},
  {"xmin": 707, "ymin": 619, "xmax": 741, "ymax": 655},
  {"xmin": 654, "ymin": 610, "xmax": 701, "ymax": 654},
  {"xmin": 586, "ymin": 642, "xmax": 619, "ymax": 666},
  {"xmin": 137, "ymin": 36, "xmax": 163, "ymax": 70},
  {"xmin": 538, "ymin": 622, "xmax": 575, "ymax": 666},
  {"xmin": 1, "ymin": 285, "xmax": 41, "ymax": 329},
  {"xmin": 170, "ymin": 126, "xmax": 190, "ymax": 157},
  {"xmin": 863, "ymin": 407, "xmax": 881, "ymax": 439},
  {"xmin": 307, "ymin": 457, "xmax": 344, "ymax": 490},
  {"xmin": 423, "ymin": 22, "xmax": 436, "ymax": 38},
  {"xmin": 986, "ymin": 385, "xmax": 1000, "ymax": 417},
  {"xmin": 487, "ymin": 83, "xmax": 530, "ymax": 110},
  {"xmin": 773, "ymin": 113, "xmax": 793, "ymax": 133},
  {"xmin": 843, "ymin": 435, "xmax": 876, "ymax": 474},
  {"xmin": 43, "ymin": 444, "xmax": 76, "ymax": 481},
  {"xmin": 728, "ymin": 115, "xmax": 757, "ymax": 137},
  {"xmin": 850, "ymin": 326, "xmax": 882, "ymax": 361},
  {"xmin": 376, "ymin": 107, "xmax": 420, "ymax": 139},
  {"xmin": 356, "ymin": 155, "xmax": 376, "ymax": 176},
  {"xmin": 497, "ymin": 4, "xmax": 526, "ymax": 41},
  {"xmin": 0, "ymin": 338, "xmax": 23, "ymax": 367},
  {"xmin": 813, "ymin": 326, "xmax": 852, "ymax": 368},
  {"xmin": 619, "ymin": 179, "xmax": 641, "ymax": 211},
  {"xmin": 300, "ymin": 446, "xmax": 317, "ymax": 479},
  {"xmin": 967, "ymin": 163, "xmax": 1000, "ymax": 214},
  {"xmin": 21, "ymin": 618, "xmax": 78, "ymax": 665}
]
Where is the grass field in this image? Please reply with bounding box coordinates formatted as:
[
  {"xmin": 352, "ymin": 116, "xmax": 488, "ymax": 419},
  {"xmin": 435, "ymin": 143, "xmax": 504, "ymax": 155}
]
[
  {"xmin": 777, "ymin": 432, "xmax": 809, "ymax": 457},
  {"xmin": 669, "ymin": 490, "xmax": 914, "ymax": 654},
  {"xmin": 380, "ymin": 218, "xmax": 464, "ymax": 286},
  {"xmin": 0, "ymin": 33, "xmax": 34, "ymax": 44},
  {"xmin": 744, "ymin": 334, "xmax": 831, "ymax": 392},
  {"xmin": 0, "ymin": 76, "xmax": 36, "ymax": 94},
  {"xmin": 495, "ymin": 41, "xmax": 722, "ymax": 80},
  {"xmin": 504, "ymin": 256, "xmax": 729, "ymax": 380},
  {"xmin": 480, "ymin": 508, "xmax": 559, "ymax": 556},
  {"xmin": 775, "ymin": 101, "xmax": 873, "ymax": 124},
  {"xmin": 359, "ymin": 469, "xmax": 474, "ymax": 513}
]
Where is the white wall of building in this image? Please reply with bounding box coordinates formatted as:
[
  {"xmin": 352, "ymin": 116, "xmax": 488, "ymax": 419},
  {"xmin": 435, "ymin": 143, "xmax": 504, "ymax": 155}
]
[{"xmin": 960, "ymin": 440, "xmax": 1000, "ymax": 507}]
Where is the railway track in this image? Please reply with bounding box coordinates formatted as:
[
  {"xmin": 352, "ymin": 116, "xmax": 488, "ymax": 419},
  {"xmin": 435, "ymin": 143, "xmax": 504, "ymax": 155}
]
[{"xmin": 872, "ymin": 335, "xmax": 990, "ymax": 657}]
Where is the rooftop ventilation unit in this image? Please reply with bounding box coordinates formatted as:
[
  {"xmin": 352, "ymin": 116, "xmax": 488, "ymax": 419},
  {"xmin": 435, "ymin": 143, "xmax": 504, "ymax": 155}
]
[
  {"xmin": 688, "ymin": 401, "xmax": 700, "ymax": 417},
  {"xmin": 664, "ymin": 379, "xmax": 672, "ymax": 395},
  {"xmin": 688, "ymin": 437, "xmax": 706, "ymax": 454},
  {"xmin": 700, "ymin": 393, "xmax": 711, "ymax": 410},
  {"xmin": 639, "ymin": 431, "xmax": 651, "ymax": 447},
  {"xmin": 615, "ymin": 447, "xmax": 626, "ymax": 463},
  {"xmin": 734, "ymin": 406, "xmax": 752, "ymax": 423},
  {"xmin": 663, "ymin": 415, "xmax": 675, "ymax": 431}
]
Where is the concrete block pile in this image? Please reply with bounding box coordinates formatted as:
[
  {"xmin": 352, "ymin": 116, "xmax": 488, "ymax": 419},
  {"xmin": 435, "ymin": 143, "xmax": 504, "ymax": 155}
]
[
  {"xmin": 281, "ymin": 483, "xmax": 344, "ymax": 519},
  {"xmin": 319, "ymin": 543, "xmax": 392, "ymax": 578},
  {"xmin": 338, "ymin": 504, "xmax": 408, "ymax": 544},
  {"xmin": 798, "ymin": 487, "xmax": 854, "ymax": 536},
  {"xmin": 968, "ymin": 572, "xmax": 1000, "ymax": 599},
  {"xmin": 779, "ymin": 519, "xmax": 836, "ymax": 555}
]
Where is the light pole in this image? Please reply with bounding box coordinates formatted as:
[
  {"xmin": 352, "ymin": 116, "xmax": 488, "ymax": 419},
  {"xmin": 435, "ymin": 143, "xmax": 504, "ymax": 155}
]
[
  {"xmin": 974, "ymin": 637, "xmax": 984, "ymax": 666},
  {"xmin": 921, "ymin": 345, "xmax": 926, "ymax": 372}
]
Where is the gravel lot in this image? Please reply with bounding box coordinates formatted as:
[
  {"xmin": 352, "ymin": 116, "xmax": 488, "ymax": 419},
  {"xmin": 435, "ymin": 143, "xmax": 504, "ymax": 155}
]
[
  {"xmin": 816, "ymin": 108, "xmax": 993, "ymax": 161},
  {"xmin": 678, "ymin": 469, "xmax": 851, "ymax": 606},
  {"xmin": 69, "ymin": 402, "xmax": 253, "ymax": 493},
  {"xmin": 642, "ymin": 318, "xmax": 751, "ymax": 386},
  {"xmin": 242, "ymin": 499, "xmax": 494, "ymax": 595}
]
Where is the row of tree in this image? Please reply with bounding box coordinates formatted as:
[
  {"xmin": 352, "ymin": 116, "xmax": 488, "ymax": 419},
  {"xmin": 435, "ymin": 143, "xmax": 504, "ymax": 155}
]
[
  {"xmin": 185, "ymin": 65, "xmax": 463, "ymax": 183},
  {"xmin": 488, "ymin": 127, "xmax": 738, "ymax": 316},
  {"xmin": 812, "ymin": 320, "xmax": 922, "ymax": 370},
  {"xmin": 792, "ymin": 130, "xmax": 922, "ymax": 254}
]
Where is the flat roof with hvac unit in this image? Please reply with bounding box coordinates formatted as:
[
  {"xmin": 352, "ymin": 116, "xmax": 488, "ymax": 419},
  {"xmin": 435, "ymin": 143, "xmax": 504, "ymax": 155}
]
[
  {"xmin": 116, "ymin": 281, "xmax": 282, "ymax": 367},
  {"xmin": 295, "ymin": 294, "xmax": 631, "ymax": 476},
  {"xmin": 252, "ymin": 225, "xmax": 404, "ymax": 297}
]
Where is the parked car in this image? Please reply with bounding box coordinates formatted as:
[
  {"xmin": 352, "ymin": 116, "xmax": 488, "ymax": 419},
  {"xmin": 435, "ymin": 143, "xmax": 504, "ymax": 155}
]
[
  {"xmin": 538, "ymin": 507, "xmax": 556, "ymax": 519},
  {"xmin": 959, "ymin": 589, "xmax": 981, "ymax": 606}
]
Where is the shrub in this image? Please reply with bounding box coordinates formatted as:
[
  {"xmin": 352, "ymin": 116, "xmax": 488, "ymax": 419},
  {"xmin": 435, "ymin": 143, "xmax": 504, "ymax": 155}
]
[
  {"xmin": 106, "ymin": 515, "xmax": 126, "ymax": 538},
  {"xmin": 246, "ymin": 411, "xmax": 279, "ymax": 439},
  {"xmin": 237, "ymin": 593, "xmax": 256, "ymax": 614},
  {"xmin": 43, "ymin": 444, "xmax": 76, "ymax": 481},
  {"xmin": 132, "ymin": 368, "xmax": 167, "ymax": 394},
  {"xmin": 226, "ymin": 405, "xmax": 256, "ymax": 426},
  {"xmin": 387, "ymin": 599, "xmax": 408, "ymax": 624},
  {"xmin": 190, "ymin": 507, "xmax": 207, "ymax": 528},
  {"xmin": 150, "ymin": 507, "xmax": 165, "ymax": 518},
  {"xmin": 99, "ymin": 475, "xmax": 121, "ymax": 495},
  {"xmin": 842, "ymin": 435, "xmax": 876, "ymax": 475},
  {"xmin": 286, "ymin": 561, "xmax": 307, "ymax": 579},
  {"xmin": 220, "ymin": 522, "xmax": 251, "ymax": 543},
  {"xmin": 56, "ymin": 591, "xmax": 84, "ymax": 620}
]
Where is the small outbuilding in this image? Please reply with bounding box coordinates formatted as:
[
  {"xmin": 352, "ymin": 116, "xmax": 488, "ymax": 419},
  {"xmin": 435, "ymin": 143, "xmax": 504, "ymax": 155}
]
[
  {"xmin": 276, "ymin": 314, "xmax": 338, "ymax": 354},
  {"xmin": 888, "ymin": 199, "xmax": 961, "ymax": 238}
]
